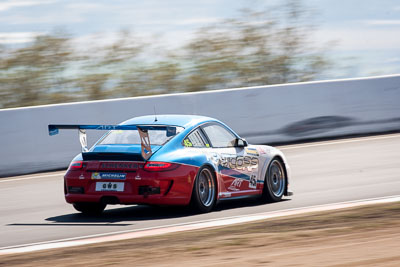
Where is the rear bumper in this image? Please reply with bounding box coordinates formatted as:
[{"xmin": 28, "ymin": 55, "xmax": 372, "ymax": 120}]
[
  {"xmin": 64, "ymin": 164, "xmax": 199, "ymax": 206},
  {"xmin": 65, "ymin": 194, "xmax": 190, "ymax": 205}
]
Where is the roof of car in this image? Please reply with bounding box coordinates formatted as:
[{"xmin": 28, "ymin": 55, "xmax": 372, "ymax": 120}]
[{"xmin": 121, "ymin": 114, "xmax": 218, "ymax": 128}]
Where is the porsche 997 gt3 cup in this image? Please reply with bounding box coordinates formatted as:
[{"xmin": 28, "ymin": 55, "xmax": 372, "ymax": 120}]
[{"xmin": 48, "ymin": 115, "xmax": 293, "ymax": 214}]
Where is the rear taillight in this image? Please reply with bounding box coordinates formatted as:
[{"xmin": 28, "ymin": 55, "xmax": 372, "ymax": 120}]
[
  {"xmin": 143, "ymin": 161, "xmax": 178, "ymax": 172},
  {"xmin": 68, "ymin": 160, "xmax": 83, "ymax": 170}
]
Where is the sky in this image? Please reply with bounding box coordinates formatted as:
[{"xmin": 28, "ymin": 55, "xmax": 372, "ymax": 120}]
[{"xmin": 0, "ymin": 0, "xmax": 400, "ymax": 78}]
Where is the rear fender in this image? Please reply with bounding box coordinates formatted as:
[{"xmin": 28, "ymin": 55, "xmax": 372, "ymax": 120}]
[{"xmin": 190, "ymin": 164, "xmax": 218, "ymax": 201}]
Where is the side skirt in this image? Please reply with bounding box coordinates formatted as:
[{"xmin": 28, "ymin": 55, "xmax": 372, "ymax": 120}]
[{"xmin": 217, "ymin": 193, "xmax": 261, "ymax": 203}]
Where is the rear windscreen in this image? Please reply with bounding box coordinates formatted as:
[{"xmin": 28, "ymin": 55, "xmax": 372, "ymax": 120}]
[{"xmin": 98, "ymin": 126, "xmax": 184, "ymax": 146}]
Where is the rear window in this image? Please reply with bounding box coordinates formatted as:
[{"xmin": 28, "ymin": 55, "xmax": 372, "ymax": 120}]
[{"xmin": 99, "ymin": 126, "xmax": 184, "ymax": 146}]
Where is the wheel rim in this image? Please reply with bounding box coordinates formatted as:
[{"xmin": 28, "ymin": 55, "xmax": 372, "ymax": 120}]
[
  {"xmin": 197, "ymin": 168, "xmax": 215, "ymax": 207},
  {"xmin": 268, "ymin": 160, "xmax": 285, "ymax": 197}
]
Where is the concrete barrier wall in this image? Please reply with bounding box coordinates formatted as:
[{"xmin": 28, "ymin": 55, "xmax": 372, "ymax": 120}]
[{"xmin": 1, "ymin": 75, "xmax": 400, "ymax": 177}]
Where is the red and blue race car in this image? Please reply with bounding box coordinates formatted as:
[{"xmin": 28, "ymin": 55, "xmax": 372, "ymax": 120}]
[{"xmin": 49, "ymin": 115, "xmax": 293, "ymax": 214}]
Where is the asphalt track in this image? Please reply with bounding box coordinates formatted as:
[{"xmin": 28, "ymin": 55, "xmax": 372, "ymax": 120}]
[{"xmin": 1, "ymin": 134, "xmax": 399, "ymax": 249}]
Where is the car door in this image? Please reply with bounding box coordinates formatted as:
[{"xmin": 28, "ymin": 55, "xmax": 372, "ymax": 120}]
[{"xmin": 201, "ymin": 123, "xmax": 259, "ymax": 195}]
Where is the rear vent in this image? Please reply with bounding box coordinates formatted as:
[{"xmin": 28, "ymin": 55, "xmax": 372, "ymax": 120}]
[
  {"xmin": 82, "ymin": 152, "xmax": 144, "ymax": 161},
  {"xmin": 68, "ymin": 186, "xmax": 84, "ymax": 194}
]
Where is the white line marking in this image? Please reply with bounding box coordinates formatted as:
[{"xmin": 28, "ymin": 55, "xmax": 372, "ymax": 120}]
[
  {"xmin": 0, "ymin": 172, "xmax": 64, "ymax": 183},
  {"xmin": 1, "ymin": 195, "xmax": 399, "ymax": 255},
  {"xmin": 279, "ymin": 133, "xmax": 400, "ymax": 150},
  {"xmin": 6, "ymin": 74, "xmax": 398, "ymax": 111}
]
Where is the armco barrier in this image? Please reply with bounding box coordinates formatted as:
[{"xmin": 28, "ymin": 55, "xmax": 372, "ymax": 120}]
[{"xmin": 1, "ymin": 75, "xmax": 399, "ymax": 177}]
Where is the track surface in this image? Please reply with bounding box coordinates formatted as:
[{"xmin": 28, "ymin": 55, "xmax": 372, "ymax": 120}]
[{"xmin": 1, "ymin": 134, "xmax": 399, "ymax": 249}]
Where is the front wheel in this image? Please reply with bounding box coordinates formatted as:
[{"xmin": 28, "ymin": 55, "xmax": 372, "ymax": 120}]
[
  {"xmin": 262, "ymin": 159, "xmax": 286, "ymax": 202},
  {"xmin": 73, "ymin": 202, "xmax": 106, "ymax": 215},
  {"xmin": 191, "ymin": 166, "xmax": 217, "ymax": 213}
]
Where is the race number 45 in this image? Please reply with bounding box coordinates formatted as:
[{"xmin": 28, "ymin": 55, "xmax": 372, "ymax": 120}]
[{"xmin": 249, "ymin": 174, "xmax": 257, "ymax": 189}]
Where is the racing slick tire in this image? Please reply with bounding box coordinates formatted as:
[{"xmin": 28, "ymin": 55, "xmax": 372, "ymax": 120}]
[
  {"xmin": 191, "ymin": 166, "xmax": 217, "ymax": 213},
  {"xmin": 73, "ymin": 202, "xmax": 107, "ymax": 215},
  {"xmin": 262, "ymin": 158, "xmax": 286, "ymax": 202}
]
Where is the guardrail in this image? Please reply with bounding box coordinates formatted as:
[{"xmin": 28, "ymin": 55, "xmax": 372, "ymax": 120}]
[{"xmin": 1, "ymin": 74, "xmax": 399, "ymax": 177}]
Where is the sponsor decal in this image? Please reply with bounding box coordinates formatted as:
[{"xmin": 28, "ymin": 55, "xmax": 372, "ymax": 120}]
[
  {"xmin": 219, "ymin": 154, "xmax": 259, "ymax": 171},
  {"xmin": 228, "ymin": 178, "xmax": 243, "ymax": 191},
  {"xmin": 249, "ymin": 174, "xmax": 257, "ymax": 189},
  {"xmin": 100, "ymin": 162, "xmax": 138, "ymax": 170},
  {"xmin": 91, "ymin": 172, "xmax": 126, "ymax": 180},
  {"xmin": 183, "ymin": 139, "xmax": 193, "ymax": 147},
  {"xmin": 245, "ymin": 147, "xmax": 259, "ymax": 156},
  {"xmin": 92, "ymin": 172, "xmax": 100, "ymax": 179},
  {"xmin": 166, "ymin": 127, "xmax": 176, "ymax": 137},
  {"xmin": 219, "ymin": 192, "xmax": 232, "ymax": 198},
  {"xmin": 96, "ymin": 125, "xmax": 118, "ymax": 130},
  {"xmin": 207, "ymin": 153, "xmax": 220, "ymax": 164},
  {"xmin": 257, "ymin": 147, "xmax": 269, "ymax": 155}
]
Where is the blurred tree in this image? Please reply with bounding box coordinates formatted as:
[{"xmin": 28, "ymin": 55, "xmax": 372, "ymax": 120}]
[
  {"xmin": 0, "ymin": 0, "xmax": 330, "ymax": 109},
  {"xmin": 113, "ymin": 41, "xmax": 183, "ymax": 97},
  {"xmin": 182, "ymin": 0, "xmax": 329, "ymax": 91},
  {"xmin": 143, "ymin": 60, "xmax": 182, "ymax": 94},
  {"xmin": 271, "ymin": 0, "xmax": 330, "ymax": 83},
  {"xmin": 0, "ymin": 32, "xmax": 74, "ymax": 108},
  {"xmin": 74, "ymin": 30, "xmax": 144, "ymax": 100}
]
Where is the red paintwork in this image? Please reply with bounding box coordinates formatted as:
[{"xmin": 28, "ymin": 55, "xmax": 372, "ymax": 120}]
[
  {"xmin": 64, "ymin": 161, "xmax": 199, "ymax": 206},
  {"xmin": 217, "ymin": 173, "xmax": 263, "ymax": 199}
]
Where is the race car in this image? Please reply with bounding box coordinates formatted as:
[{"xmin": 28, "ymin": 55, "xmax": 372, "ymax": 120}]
[{"xmin": 48, "ymin": 115, "xmax": 293, "ymax": 214}]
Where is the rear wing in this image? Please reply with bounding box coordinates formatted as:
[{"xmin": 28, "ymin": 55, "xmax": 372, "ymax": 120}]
[{"xmin": 48, "ymin": 124, "xmax": 163, "ymax": 160}]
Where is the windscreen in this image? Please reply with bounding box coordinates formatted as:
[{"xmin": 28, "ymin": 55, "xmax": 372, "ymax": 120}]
[{"xmin": 98, "ymin": 126, "xmax": 184, "ymax": 146}]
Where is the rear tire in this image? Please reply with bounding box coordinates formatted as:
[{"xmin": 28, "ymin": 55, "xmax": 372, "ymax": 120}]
[
  {"xmin": 73, "ymin": 202, "xmax": 106, "ymax": 215},
  {"xmin": 191, "ymin": 166, "xmax": 217, "ymax": 213},
  {"xmin": 262, "ymin": 158, "xmax": 286, "ymax": 202}
]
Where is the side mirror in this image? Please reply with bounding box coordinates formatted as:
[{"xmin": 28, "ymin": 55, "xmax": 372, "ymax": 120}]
[{"xmin": 236, "ymin": 138, "xmax": 248, "ymax": 147}]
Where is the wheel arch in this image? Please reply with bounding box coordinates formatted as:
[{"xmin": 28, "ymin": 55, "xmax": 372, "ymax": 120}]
[
  {"xmin": 193, "ymin": 163, "xmax": 218, "ymax": 193},
  {"xmin": 270, "ymin": 155, "xmax": 289, "ymax": 195},
  {"xmin": 190, "ymin": 163, "xmax": 219, "ymax": 212},
  {"xmin": 263, "ymin": 155, "xmax": 289, "ymax": 196}
]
